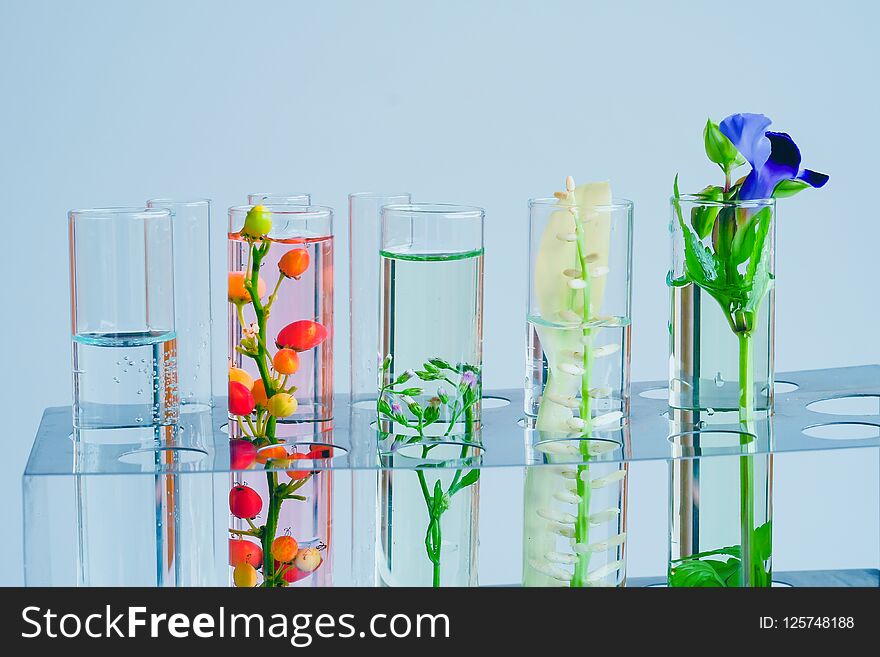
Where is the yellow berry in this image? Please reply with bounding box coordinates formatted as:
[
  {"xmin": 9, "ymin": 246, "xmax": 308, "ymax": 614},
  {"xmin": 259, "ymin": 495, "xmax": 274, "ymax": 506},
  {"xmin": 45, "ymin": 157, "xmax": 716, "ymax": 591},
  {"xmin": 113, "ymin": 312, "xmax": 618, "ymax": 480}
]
[
  {"xmin": 233, "ymin": 562, "xmax": 258, "ymax": 587},
  {"xmin": 267, "ymin": 393, "xmax": 297, "ymax": 418},
  {"xmin": 229, "ymin": 367, "xmax": 254, "ymax": 389},
  {"xmin": 295, "ymin": 547, "xmax": 321, "ymax": 573}
]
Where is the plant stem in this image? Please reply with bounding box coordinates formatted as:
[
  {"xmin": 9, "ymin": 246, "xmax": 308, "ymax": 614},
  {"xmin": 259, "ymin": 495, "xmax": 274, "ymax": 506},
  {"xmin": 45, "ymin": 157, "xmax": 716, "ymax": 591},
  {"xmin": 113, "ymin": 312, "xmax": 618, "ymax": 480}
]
[
  {"xmin": 233, "ymin": 239, "xmax": 300, "ymax": 588},
  {"xmin": 261, "ymin": 471, "xmax": 281, "ymax": 585},
  {"xmin": 737, "ymin": 331, "xmax": 756, "ymax": 587},
  {"xmin": 572, "ymin": 205, "xmax": 594, "ymax": 588}
]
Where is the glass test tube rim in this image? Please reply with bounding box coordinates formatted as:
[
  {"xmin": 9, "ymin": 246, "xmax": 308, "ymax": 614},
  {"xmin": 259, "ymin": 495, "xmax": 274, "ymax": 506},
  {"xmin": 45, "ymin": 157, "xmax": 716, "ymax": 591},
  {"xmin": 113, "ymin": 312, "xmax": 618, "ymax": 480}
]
[
  {"xmin": 228, "ymin": 204, "xmax": 334, "ymax": 238},
  {"xmin": 382, "ymin": 202, "xmax": 485, "ymax": 218},
  {"xmin": 68, "ymin": 206, "xmax": 172, "ymax": 221},
  {"xmin": 246, "ymin": 192, "xmax": 312, "ymax": 204},
  {"xmin": 671, "ymin": 194, "xmax": 776, "ymax": 209},
  {"xmin": 529, "ymin": 196, "xmax": 635, "ymax": 211}
]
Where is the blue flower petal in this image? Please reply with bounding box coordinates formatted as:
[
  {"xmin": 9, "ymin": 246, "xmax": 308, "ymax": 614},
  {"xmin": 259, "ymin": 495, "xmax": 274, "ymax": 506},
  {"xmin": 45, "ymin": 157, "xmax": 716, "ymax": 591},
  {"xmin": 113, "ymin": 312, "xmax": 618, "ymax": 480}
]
[
  {"xmin": 719, "ymin": 113, "xmax": 773, "ymax": 169},
  {"xmin": 797, "ymin": 168, "xmax": 829, "ymax": 188},
  {"xmin": 740, "ymin": 131, "xmax": 802, "ymax": 200}
]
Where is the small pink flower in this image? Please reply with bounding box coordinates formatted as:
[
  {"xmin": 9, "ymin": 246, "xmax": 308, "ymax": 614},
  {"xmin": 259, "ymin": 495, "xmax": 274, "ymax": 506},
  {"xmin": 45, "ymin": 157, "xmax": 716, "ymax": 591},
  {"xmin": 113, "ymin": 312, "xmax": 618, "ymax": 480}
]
[{"xmin": 461, "ymin": 371, "xmax": 478, "ymax": 390}]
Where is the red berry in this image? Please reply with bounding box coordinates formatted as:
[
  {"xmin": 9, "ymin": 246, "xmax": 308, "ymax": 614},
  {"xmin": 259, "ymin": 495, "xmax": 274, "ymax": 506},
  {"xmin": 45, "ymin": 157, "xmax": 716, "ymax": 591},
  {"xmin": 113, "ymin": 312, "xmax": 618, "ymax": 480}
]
[
  {"xmin": 280, "ymin": 563, "xmax": 309, "ymax": 583},
  {"xmin": 229, "ymin": 485, "xmax": 262, "ymax": 519},
  {"xmin": 230, "ymin": 440, "xmax": 257, "ymax": 470},
  {"xmin": 229, "ymin": 538, "xmax": 263, "ymax": 568},
  {"xmin": 275, "ymin": 320, "xmax": 328, "ymax": 352},
  {"xmin": 229, "ymin": 380, "xmax": 256, "ymax": 416},
  {"xmin": 306, "ymin": 446, "xmax": 333, "ymax": 460}
]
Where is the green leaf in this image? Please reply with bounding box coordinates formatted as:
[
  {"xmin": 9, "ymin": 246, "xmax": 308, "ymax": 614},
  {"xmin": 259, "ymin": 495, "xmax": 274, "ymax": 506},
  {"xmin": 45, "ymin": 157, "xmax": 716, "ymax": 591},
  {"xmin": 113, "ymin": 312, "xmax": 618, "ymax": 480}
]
[
  {"xmin": 712, "ymin": 206, "xmax": 735, "ymax": 263},
  {"xmin": 432, "ymin": 480, "xmax": 447, "ymax": 515},
  {"xmin": 704, "ymin": 118, "xmax": 740, "ymax": 170},
  {"xmin": 743, "ymin": 208, "xmax": 774, "ymax": 314},
  {"xmin": 377, "ymin": 398, "xmax": 392, "ymax": 417},
  {"xmin": 731, "ymin": 207, "xmax": 770, "ymax": 266},
  {"xmin": 399, "ymin": 387, "xmax": 423, "ymax": 396},
  {"xmin": 691, "ymin": 185, "xmax": 723, "ymax": 240},
  {"xmin": 772, "ymin": 179, "xmax": 810, "ymax": 198},
  {"xmin": 669, "ymin": 559, "xmax": 727, "ymax": 587},
  {"xmin": 673, "ymin": 175, "xmax": 722, "ymax": 288},
  {"xmin": 429, "ymin": 358, "xmax": 453, "ymax": 371},
  {"xmin": 709, "ymin": 557, "xmax": 742, "ymax": 585},
  {"xmin": 457, "ymin": 469, "xmax": 480, "ymax": 489},
  {"xmin": 694, "ymin": 184, "xmax": 724, "ymax": 200},
  {"xmin": 753, "ymin": 521, "xmax": 772, "ymax": 563}
]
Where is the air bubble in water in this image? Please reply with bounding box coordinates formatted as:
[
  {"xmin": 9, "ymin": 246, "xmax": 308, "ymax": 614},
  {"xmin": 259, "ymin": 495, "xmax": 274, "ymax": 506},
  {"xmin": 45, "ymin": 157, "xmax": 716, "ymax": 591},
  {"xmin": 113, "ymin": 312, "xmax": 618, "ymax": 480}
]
[
  {"xmin": 113, "ymin": 376, "xmax": 121, "ymax": 384},
  {"xmin": 713, "ymin": 372, "xmax": 724, "ymax": 387}
]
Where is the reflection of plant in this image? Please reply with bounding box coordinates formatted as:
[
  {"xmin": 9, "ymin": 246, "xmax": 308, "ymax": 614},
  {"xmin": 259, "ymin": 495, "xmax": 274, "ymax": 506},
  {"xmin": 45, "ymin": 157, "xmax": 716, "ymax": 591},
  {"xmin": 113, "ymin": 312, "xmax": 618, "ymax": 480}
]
[
  {"xmin": 377, "ymin": 355, "xmax": 481, "ymax": 587},
  {"xmin": 226, "ymin": 205, "xmax": 329, "ymax": 587},
  {"xmin": 669, "ymin": 521, "xmax": 771, "ymax": 587},
  {"xmin": 671, "ymin": 114, "xmax": 828, "ymax": 586}
]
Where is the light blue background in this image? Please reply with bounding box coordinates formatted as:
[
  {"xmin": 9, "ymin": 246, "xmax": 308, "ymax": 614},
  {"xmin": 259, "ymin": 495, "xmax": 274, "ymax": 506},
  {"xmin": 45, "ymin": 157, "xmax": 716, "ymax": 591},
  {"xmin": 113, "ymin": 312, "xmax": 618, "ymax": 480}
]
[{"xmin": 1, "ymin": 0, "xmax": 877, "ymax": 585}]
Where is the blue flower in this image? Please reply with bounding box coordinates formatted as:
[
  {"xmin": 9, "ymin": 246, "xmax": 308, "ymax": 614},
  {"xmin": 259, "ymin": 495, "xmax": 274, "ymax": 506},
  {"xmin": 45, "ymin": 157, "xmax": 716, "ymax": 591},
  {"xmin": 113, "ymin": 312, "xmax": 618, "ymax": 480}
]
[{"xmin": 719, "ymin": 113, "xmax": 829, "ymax": 200}]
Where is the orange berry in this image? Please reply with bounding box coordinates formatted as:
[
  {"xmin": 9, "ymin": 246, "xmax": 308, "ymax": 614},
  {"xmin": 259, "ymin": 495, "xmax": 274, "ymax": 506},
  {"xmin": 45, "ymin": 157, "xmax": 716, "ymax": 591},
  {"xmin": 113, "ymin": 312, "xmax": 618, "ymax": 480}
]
[
  {"xmin": 229, "ymin": 366, "xmax": 254, "ymax": 389},
  {"xmin": 278, "ymin": 248, "xmax": 310, "ymax": 279},
  {"xmin": 286, "ymin": 453, "xmax": 311, "ymax": 481},
  {"xmin": 228, "ymin": 271, "xmax": 266, "ymax": 303},
  {"xmin": 256, "ymin": 444, "xmax": 288, "ymax": 464},
  {"xmin": 273, "ymin": 349, "xmax": 300, "ymax": 375},
  {"xmin": 251, "ymin": 379, "xmax": 269, "ymax": 408},
  {"xmin": 271, "ymin": 535, "xmax": 299, "ymax": 563}
]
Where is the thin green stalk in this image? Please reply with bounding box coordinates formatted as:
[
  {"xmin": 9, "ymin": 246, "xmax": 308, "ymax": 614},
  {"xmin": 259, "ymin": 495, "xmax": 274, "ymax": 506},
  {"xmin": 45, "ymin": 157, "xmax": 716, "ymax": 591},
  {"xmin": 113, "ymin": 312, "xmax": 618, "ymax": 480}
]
[
  {"xmin": 261, "ymin": 471, "xmax": 281, "ymax": 585},
  {"xmin": 572, "ymin": 204, "xmax": 594, "ymax": 588},
  {"xmin": 737, "ymin": 332, "xmax": 756, "ymax": 587}
]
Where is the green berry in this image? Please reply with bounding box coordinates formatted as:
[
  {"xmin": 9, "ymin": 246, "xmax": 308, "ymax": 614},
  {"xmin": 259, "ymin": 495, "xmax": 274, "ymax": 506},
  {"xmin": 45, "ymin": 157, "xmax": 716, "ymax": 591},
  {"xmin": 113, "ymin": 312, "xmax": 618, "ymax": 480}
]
[{"xmin": 242, "ymin": 205, "xmax": 273, "ymax": 238}]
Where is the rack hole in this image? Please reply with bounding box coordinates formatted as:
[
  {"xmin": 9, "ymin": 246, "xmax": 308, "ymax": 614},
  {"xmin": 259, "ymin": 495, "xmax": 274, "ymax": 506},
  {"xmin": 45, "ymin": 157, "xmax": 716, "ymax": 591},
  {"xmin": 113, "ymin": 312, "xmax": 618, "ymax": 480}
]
[
  {"xmin": 802, "ymin": 422, "xmax": 880, "ymax": 440},
  {"xmin": 639, "ymin": 387, "xmax": 668, "ymax": 400},
  {"xmin": 806, "ymin": 395, "xmax": 880, "ymax": 416}
]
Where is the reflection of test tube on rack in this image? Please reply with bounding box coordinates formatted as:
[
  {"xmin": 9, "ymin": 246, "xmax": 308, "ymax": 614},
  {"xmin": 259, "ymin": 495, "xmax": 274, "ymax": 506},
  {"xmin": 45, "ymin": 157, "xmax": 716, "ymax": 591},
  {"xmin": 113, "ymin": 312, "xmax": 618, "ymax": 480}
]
[{"xmin": 523, "ymin": 428, "xmax": 629, "ymax": 587}]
